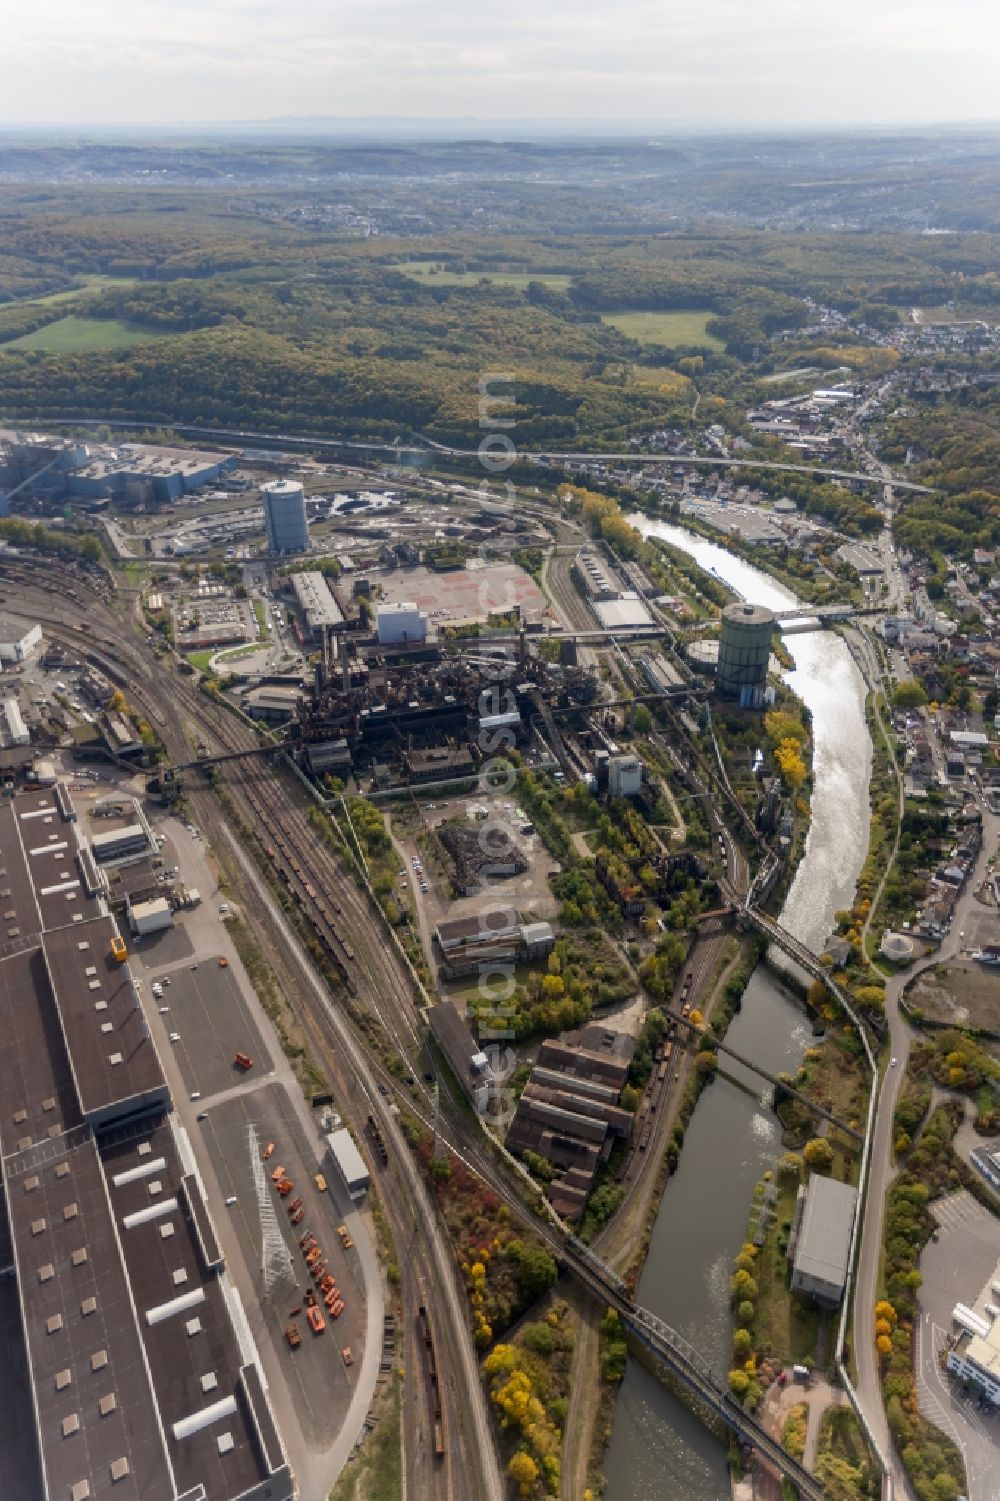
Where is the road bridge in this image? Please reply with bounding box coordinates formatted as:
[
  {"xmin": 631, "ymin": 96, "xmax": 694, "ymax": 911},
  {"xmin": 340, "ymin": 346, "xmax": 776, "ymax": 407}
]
[{"xmin": 772, "ymin": 603, "xmax": 883, "ymax": 624}]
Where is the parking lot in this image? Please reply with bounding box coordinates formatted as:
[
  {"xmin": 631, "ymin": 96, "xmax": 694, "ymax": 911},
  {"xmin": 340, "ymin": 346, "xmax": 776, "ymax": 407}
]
[
  {"xmin": 199, "ymin": 1083, "xmax": 367, "ymax": 1445},
  {"xmin": 917, "ymin": 1191, "xmax": 1000, "ymax": 1501},
  {"xmin": 145, "ymin": 955, "xmax": 273, "ymax": 1099}
]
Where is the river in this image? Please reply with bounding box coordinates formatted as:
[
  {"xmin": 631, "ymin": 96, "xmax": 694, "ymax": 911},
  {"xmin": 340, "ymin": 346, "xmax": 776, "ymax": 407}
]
[{"xmin": 602, "ymin": 518, "xmax": 872, "ymax": 1501}]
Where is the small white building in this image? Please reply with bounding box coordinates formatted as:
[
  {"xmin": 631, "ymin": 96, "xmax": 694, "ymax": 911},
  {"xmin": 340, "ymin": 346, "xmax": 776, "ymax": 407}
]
[
  {"xmin": 326, "ymin": 1127, "xmax": 370, "ymax": 1200},
  {"xmin": 0, "ymin": 697, "xmax": 30, "ymax": 746},
  {"xmin": 127, "ymin": 896, "xmax": 173, "ymax": 935},
  {"xmin": 376, "ymin": 601, "xmax": 427, "ymax": 646},
  {"xmin": 0, "ymin": 618, "xmax": 42, "ymax": 663},
  {"xmin": 609, "ymin": 754, "xmax": 643, "ymax": 798}
]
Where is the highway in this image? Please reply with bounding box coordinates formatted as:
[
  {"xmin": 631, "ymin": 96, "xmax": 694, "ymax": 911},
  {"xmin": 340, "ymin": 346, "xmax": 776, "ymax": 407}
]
[{"xmin": 2, "ymin": 411, "xmax": 934, "ymax": 492}]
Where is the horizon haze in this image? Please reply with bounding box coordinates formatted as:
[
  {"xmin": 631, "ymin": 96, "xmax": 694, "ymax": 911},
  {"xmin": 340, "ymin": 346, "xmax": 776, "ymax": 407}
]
[{"xmin": 6, "ymin": 0, "xmax": 1000, "ymax": 128}]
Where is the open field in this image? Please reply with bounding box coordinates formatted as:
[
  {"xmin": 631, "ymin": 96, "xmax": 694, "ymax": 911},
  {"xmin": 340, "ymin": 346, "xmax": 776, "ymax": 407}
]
[
  {"xmin": 7, "ymin": 313, "xmax": 173, "ymax": 351},
  {"xmin": 912, "ymin": 305, "xmax": 1000, "ymax": 326},
  {"xmin": 600, "ymin": 309, "xmax": 724, "ymax": 350},
  {"xmin": 391, "ymin": 260, "xmax": 572, "ymax": 290},
  {"xmin": 3, "ymin": 273, "xmax": 136, "ymax": 310}
]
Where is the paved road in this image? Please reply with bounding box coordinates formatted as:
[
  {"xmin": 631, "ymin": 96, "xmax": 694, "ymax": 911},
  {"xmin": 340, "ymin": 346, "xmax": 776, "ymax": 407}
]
[{"xmin": 7, "ymin": 412, "xmax": 934, "ymax": 492}]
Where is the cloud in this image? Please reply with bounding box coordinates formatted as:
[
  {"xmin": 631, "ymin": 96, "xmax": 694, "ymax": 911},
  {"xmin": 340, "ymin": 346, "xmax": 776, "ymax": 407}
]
[{"xmin": 2, "ymin": 0, "xmax": 998, "ymax": 124}]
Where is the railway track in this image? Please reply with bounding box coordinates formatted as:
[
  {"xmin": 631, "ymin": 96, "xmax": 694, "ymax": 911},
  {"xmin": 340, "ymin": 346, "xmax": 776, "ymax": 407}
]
[{"xmin": 2, "ymin": 559, "xmax": 483, "ymax": 1501}]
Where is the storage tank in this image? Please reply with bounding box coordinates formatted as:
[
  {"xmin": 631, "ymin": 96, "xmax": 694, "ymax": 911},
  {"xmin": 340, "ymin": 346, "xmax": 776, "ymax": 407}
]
[
  {"xmin": 716, "ymin": 602, "xmax": 776, "ymax": 706},
  {"xmin": 686, "ymin": 638, "xmax": 720, "ymax": 675},
  {"xmin": 261, "ymin": 478, "xmax": 308, "ymax": 554}
]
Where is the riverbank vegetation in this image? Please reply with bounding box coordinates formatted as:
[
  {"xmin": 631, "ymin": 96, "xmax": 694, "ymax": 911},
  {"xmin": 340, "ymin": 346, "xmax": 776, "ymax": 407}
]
[
  {"xmin": 877, "ymin": 1099, "xmax": 970, "ymax": 1501},
  {"xmin": 813, "ymin": 1406, "xmax": 881, "ymax": 1501}
]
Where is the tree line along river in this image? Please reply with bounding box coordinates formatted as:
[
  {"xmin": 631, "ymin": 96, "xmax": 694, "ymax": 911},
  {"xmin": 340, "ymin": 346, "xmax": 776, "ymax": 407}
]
[{"xmin": 602, "ymin": 518, "xmax": 873, "ymax": 1501}]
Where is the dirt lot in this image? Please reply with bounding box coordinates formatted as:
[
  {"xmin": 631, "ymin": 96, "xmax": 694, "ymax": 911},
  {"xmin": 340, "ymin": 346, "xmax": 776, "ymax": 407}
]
[
  {"xmin": 375, "ymin": 560, "xmax": 547, "ymax": 623},
  {"xmin": 909, "ymin": 960, "xmax": 1000, "ymax": 1034}
]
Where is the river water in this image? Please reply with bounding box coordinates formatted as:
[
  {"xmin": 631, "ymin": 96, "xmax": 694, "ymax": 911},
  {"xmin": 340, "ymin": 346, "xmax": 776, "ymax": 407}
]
[{"xmin": 602, "ymin": 518, "xmax": 872, "ymax": 1501}]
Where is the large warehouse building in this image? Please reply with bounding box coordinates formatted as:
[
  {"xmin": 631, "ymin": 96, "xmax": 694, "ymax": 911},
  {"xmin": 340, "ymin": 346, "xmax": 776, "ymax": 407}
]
[
  {"xmin": 376, "ymin": 601, "xmax": 427, "ymax": 646},
  {"xmin": 789, "ymin": 1174, "xmax": 858, "ymax": 1306},
  {"xmin": 291, "ymin": 570, "xmax": 344, "ymax": 639},
  {"xmin": 0, "ymin": 785, "xmax": 293, "ymax": 1501},
  {"xmin": 1, "ymin": 433, "xmax": 236, "ymax": 506}
]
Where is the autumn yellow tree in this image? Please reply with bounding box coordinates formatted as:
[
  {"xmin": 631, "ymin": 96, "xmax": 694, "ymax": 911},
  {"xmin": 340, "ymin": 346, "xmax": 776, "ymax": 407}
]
[
  {"xmin": 775, "ymin": 737, "xmax": 806, "ymax": 790},
  {"xmin": 509, "ymin": 1451, "xmax": 539, "ymax": 1496}
]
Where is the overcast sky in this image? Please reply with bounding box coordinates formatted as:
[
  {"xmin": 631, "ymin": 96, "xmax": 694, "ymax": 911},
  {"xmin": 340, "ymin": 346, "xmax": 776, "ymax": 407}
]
[{"xmin": 4, "ymin": 0, "xmax": 999, "ymax": 128}]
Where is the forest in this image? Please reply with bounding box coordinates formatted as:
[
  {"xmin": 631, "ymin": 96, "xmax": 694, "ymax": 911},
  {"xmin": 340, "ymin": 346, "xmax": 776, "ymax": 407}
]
[{"xmin": 0, "ymin": 164, "xmax": 998, "ymax": 459}]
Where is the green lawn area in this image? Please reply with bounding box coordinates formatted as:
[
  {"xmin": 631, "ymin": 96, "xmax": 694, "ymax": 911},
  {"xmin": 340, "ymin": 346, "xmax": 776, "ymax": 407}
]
[
  {"xmin": 217, "ymin": 643, "xmax": 263, "ymax": 661},
  {"xmin": 391, "ymin": 261, "xmax": 572, "ymax": 291},
  {"xmin": 7, "ymin": 314, "xmax": 173, "ymax": 352},
  {"xmin": 30, "ymin": 275, "xmax": 136, "ymax": 308},
  {"xmin": 750, "ymin": 1174, "xmax": 829, "ymax": 1366},
  {"xmin": 600, "ymin": 309, "xmax": 723, "ymax": 350},
  {"xmin": 252, "ymin": 599, "xmax": 269, "ymax": 638},
  {"xmin": 3, "ymin": 274, "xmax": 137, "ymax": 311},
  {"xmin": 185, "ymin": 650, "xmax": 216, "ymax": 671}
]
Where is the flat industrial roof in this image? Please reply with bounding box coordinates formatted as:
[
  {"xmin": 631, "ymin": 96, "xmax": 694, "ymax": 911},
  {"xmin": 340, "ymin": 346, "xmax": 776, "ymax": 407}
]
[
  {"xmin": 90, "ymin": 823, "xmax": 147, "ymax": 852},
  {"xmin": 0, "ymin": 784, "xmax": 289, "ymax": 1501},
  {"xmin": 42, "ymin": 917, "xmax": 168, "ymax": 1127},
  {"xmin": 7, "ymin": 1130, "xmax": 174, "ymax": 1501},
  {"xmin": 292, "ymin": 571, "xmax": 344, "ymax": 630},
  {"xmin": 0, "ymin": 789, "xmax": 103, "ymax": 940},
  {"xmin": 129, "ymin": 897, "xmax": 172, "ymax": 921},
  {"xmin": 435, "ymin": 911, "xmax": 519, "ymax": 948},
  {"xmin": 326, "ymin": 1128, "xmax": 370, "ymax": 1190},
  {"xmin": 0, "ymin": 945, "xmax": 82, "ymax": 1160},
  {"xmin": 102, "ymin": 1120, "xmax": 273, "ymax": 1500},
  {"xmin": 793, "ymin": 1175, "xmax": 858, "ymax": 1289},
  {"xmin": 592, "ymin": 596, "xmax": 654, "ymax": 630}
]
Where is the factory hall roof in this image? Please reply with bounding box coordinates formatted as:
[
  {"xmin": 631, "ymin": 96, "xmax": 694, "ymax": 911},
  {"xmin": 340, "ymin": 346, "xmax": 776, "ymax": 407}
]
[
  {"xmin": 0, "ymin": 785, "xmax": 290, "ymax": 1501},
  {"xmin": 6, "ymin": 1130, "xmax": 175, "ymax": 1501},
  {"xmin": 42, "ymin": 917, "xmax": 169, "ymax": 1126},
  {"xmin": 793, "ymin": 1175, "xmax": 858, "ymax": 1291},
  {"xmin": 291, "ymin": 570, "xmax": 345, "ymax": 630},
  {"xmin": 0, "ymin": 789, "xmax": 102, "ymax": 942}
]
